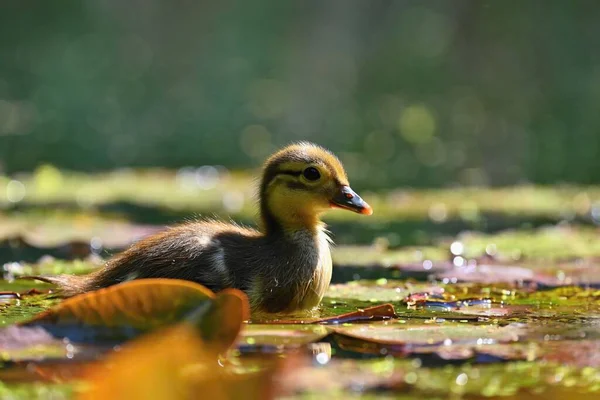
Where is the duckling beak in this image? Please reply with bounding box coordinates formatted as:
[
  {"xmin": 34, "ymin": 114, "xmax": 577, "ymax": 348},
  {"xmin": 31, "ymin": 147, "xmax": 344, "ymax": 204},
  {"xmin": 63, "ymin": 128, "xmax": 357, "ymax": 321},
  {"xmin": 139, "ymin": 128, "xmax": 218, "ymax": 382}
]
[{"xmin": 330, "ymin": 186, "xmax": 373, "ymax": 215}]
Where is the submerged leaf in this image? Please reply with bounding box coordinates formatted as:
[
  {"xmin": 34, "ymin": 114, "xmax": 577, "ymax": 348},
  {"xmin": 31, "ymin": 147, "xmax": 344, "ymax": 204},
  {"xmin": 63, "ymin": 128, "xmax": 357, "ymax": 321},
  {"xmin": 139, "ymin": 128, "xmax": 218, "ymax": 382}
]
[{"xmin": 79, "ymin": 324, "xmax": 273, "ymax": 400}]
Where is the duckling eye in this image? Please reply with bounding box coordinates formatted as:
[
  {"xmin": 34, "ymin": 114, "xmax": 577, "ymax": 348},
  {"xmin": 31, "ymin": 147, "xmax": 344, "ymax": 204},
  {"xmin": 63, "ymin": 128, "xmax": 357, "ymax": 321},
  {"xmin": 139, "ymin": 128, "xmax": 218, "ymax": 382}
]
[{"xmin": 302, "ymin": 167, "xmax": 321, "ymax": 181}]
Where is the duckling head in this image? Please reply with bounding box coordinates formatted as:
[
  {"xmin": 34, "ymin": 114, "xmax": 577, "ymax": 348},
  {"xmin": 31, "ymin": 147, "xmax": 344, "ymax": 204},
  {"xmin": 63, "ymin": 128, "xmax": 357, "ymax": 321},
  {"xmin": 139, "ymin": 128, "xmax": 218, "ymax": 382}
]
[{"xmin": 259, "ymin": 142, "xmax": 372, "ymax": 233}]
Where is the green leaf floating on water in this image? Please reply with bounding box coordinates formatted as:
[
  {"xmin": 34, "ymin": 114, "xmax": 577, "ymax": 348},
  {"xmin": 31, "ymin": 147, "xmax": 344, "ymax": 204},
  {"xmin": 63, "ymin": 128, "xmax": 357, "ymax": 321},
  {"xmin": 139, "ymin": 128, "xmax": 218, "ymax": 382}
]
[
  {"xmin": 0, "ymin": 211, "xmax": 160, "ymax": 249},
  {"xmin": 332, "ymin": 245, "xmax": 447, "ymax": 267},
  {"xmin": 326, "ymin": 280, "xmax": 440, "ymax": 303},
  {"xmin": 325, "ymin": 279, "xmax": 600, "ymax": 321},
  {"xmin": 333, "ymin": 225, "xmax": 600, "ymax": 281},
  {"xmin": 0, "ymin": 292, "xmax": 60, "ymax": 327},
  {"xmin": 239, "ymin": 324, "xmax": 330, "ymax": 347},
  {"xmin": 453, "ymin": 225, "xmax": 600, "ymax": 261},
  {"xmin": 332, "ymin": 322, "xmax": 526, "ymax": 346},
  {"xmin": 5, "ymin": 260, "xmax": 99, "ymax": 280}
]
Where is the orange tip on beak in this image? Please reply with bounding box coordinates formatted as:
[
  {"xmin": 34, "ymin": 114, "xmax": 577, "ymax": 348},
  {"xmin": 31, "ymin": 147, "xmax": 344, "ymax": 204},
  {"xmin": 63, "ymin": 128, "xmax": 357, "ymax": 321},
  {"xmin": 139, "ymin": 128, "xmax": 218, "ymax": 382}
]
[
  {"xmin": 330, "ymin": 186, "xmax": 373, "ymax": 216},
  {"xmin": 360, "ymin": 203, "xmax": 373, "ymax": 215}
]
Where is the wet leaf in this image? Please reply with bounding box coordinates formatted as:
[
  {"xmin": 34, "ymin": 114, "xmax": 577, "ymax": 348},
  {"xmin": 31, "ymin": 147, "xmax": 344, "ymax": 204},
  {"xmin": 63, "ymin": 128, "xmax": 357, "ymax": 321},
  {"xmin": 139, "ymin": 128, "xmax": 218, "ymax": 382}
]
[
  {"xmin": 21, "ymin": 279, "xmax": 218, "ymax": 342},
  {"xmin": 239, "ymin": 324, "xmax": 330, "ymax": 347},
  {"xmin": 317, "ymin": 303, "xmax": 397, "ymax": 324},
  {"xmin": 326, "ymin": 280, "xmax": 438, "ymax": 303},
  {"xmin": 0, "ymin": 292, "xmax": 60, "ymax": 327},
  {"xmin": 0, "ymin": 287, "xmax": 248, "ymax": 389},
  {"xmin": 255, "ymin": 303, "xmax": 397, "ymax": 325},
  {"xmin": 332, "ymin": 322, "xmax": 527, "ymax": 346}
]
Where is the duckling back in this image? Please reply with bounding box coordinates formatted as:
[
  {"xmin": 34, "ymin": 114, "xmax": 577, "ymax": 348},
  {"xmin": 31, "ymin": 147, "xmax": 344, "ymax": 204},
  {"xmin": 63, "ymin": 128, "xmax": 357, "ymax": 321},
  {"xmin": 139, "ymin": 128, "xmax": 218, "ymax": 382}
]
[{"xmin": 30, "ymin": 222, "xmax": 253, "ymax": 297}]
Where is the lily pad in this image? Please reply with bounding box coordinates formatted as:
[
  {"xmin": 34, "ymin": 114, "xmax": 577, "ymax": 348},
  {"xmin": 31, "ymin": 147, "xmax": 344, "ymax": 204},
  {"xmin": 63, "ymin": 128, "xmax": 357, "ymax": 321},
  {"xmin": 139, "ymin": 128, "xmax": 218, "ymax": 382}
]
[
  {"xmin": 24, "ymin": 279, "xmax": 213, "ymax": 326},
  {"xmin": 4, "ymin": 259, "xmax": 99, "ymax": 280},
  {"xmin": 332, "ymin": 245, "xmax": 447, "ymax": 268},
  {"xmin": 252, "ymin": 304, "xmax": 397, "ymax": 325},
  {"xmin": 332, "ymin": 225, "xmax": 600, "ymax": 286},
  {"xmin": 0, "ymin": 292, "xmax": 60, "ymax": 327},
  {"xmin": 455, "ymin": 225, "xmax": 600, "ymax": 262},
  {"xmin": 239, "ymin": 324, "xmax": 330, "ymax": 347},
  {"xmin": 326, "ymin": 280, "xmax": 441, "ymax": 303},
  {"xmin": 0, "ymin": 211, "xmax": 160, "ymax": 250},
  {"xmin": 332, "ymin": 322, "xmax": 526, "ymax": 347}
]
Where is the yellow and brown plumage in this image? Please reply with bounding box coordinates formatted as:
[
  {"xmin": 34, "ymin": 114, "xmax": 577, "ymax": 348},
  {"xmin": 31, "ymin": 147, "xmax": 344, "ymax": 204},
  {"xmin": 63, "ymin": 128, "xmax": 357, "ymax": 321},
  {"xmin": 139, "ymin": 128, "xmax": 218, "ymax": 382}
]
[{"xmin": 34, "ymin": 142, "xmax": 373, "ymax": 313}]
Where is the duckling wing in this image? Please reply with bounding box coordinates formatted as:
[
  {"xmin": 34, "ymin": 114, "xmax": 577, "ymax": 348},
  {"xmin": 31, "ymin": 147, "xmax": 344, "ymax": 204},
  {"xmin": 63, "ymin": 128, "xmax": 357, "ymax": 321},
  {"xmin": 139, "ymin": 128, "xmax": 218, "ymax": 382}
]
[{"xmin": 55, "ymin": 222, "xmax": 260, "ymax": 295}]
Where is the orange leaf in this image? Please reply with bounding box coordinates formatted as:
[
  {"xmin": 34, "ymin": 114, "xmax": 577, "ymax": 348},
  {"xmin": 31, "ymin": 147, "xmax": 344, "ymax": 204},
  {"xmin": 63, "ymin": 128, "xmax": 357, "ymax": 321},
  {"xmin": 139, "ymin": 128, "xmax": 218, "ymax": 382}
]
[
  {"xmin": 23, "ymin": 279, "xmax": 215, "ymax": 332},
  {"xmin": 80, "ymin": 324, "xmax": 228, "ymax": 400},
  {"xmin": 195, "ymin": 288, "xmax": 250, "ymax": 353},
  {"xmin": 317, "ymin": 303, "xmax": 396, "ymax": 324},
  {"xmin": 257, "ymin": 303, "xmax": 397, "ymax": 325},
  {"xmin": 79, "ymin": 294, "xmax": 270, "ymax": 400}
]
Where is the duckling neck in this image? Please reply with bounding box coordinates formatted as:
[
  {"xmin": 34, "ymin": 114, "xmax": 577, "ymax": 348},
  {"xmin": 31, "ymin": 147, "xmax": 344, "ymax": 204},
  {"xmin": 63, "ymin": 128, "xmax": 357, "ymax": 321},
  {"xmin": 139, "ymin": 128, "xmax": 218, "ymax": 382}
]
[{"xmin": 260, "ymin": 201, "xmax": 323, "ymax": 236}]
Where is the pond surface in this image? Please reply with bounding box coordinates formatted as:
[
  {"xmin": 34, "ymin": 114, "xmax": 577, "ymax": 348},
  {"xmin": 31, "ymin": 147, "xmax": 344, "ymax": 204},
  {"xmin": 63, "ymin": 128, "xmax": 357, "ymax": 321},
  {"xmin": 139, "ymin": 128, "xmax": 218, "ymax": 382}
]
[{"xmin": 1, "ymin": 170, "xmax": 600, "ymax": 398}]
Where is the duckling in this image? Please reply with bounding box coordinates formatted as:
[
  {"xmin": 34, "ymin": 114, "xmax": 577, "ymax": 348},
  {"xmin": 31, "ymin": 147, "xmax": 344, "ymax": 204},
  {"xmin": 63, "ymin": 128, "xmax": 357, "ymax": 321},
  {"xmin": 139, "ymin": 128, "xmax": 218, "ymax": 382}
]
[{"xmin": 34, "ymin": 142, "xmax": 372, "ymax": 313}]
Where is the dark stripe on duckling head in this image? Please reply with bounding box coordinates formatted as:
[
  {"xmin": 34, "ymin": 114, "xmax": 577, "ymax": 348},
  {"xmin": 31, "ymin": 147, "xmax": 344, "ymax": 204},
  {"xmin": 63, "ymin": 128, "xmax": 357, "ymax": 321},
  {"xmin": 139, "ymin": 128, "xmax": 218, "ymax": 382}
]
[
  {"xmin": 260, "ymin": 166, "xmax": 301, "ymax": 194},
  {"xmin": 286, "ymin": 180, "xmax": 308, "ymax": 190},
  {"xmin": 266, "ymin": 170, "xmax": 307, "ymax": 191},
  {"xmin": 279, "ymin": 170, "xmax": 302, "ymax": 178}
]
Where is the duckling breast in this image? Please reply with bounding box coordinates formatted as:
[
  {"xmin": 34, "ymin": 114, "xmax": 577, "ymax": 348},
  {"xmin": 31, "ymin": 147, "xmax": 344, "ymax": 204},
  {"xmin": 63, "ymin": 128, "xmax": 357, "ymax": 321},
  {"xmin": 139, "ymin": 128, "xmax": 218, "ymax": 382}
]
[
  {"xmin": 295, "ymin": 229, "xmax": 332, "ymax": 310},
  {"xmin": 246, "ymin": 228, "xmax": 332, "ymax": 313}
]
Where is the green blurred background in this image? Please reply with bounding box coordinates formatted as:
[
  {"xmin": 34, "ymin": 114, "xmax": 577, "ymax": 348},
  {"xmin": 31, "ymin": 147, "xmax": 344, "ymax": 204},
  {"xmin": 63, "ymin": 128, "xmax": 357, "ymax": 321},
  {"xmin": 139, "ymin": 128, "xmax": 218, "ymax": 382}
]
[{"xmin": 1, "ymin": 0, "xmax": 599, "ymax": 189}]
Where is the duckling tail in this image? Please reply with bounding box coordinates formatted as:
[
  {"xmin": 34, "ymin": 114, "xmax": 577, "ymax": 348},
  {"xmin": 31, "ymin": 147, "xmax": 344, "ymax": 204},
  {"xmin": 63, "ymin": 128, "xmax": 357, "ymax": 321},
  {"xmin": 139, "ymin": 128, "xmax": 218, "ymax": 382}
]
[{"xmin": 21, "ymin": 274, "xmax": 92, "ymax": 297}]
